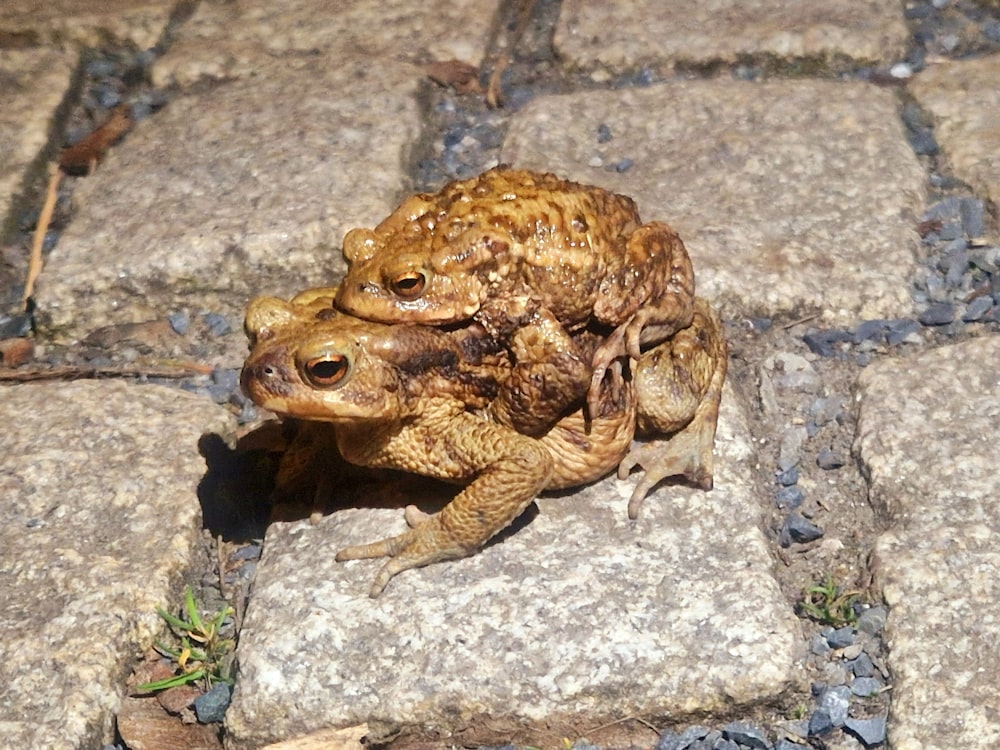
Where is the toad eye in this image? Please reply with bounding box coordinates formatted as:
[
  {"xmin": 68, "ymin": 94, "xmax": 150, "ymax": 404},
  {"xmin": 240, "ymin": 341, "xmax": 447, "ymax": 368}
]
[
  {"xmin": 389, "ymin": 270, "xmax": 427, "ymax": 299},
  {"xmin": 304, "ymin": 355, "xmax": 349, "ymax": 388}
]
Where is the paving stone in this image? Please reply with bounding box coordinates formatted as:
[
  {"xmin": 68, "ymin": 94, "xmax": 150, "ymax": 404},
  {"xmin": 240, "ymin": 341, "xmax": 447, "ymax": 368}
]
[
  {"xmin": 0, "ymin": 0, "xmax": 173, "ymax": 50},
  {"xmin": 153, "ymin": 0, "xmax": 498, "ymax": 87},
  {"xmin": 0, "ymin": 48, "xmax": 76, "ymax": 236},
  {"xmin": 0, "ymin": 381, "xmax": 237, "ymax": 749},
  {"xmin": 225, "ymin": 385, "xmax": 804, "ymax": 748},
  {"xmin": 502, "ymin": 80, "xmax": 925, "ymax": 325},
  {"xmin": 34, "ymin": 57, "xmax": 420, "ymax": 358},
  {"xmin": 855, "ymin": 336, "xmax": 1000, "ymax": 749},
  {"xmin": 555, "ymin": 0, "xmax": 910, "ymax": 74},
  {"xmin": 910, "ymin": 56, "xmax": 1000, "ymax": 210}
]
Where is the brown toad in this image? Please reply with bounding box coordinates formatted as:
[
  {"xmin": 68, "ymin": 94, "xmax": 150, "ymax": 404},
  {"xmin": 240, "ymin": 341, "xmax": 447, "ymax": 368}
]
[
  {"xmin": 334, "ymin": 167, "xmax": 696, "ymax": 421},
  {"xmin": 241, "ymin": 289, "xmax": 726, "ymax": 596}
]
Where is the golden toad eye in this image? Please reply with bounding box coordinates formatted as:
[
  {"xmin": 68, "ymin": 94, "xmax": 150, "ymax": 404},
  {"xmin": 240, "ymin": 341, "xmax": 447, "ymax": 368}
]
[
  {"xmin": 389, "ymin": 271, "xmax": 426, "ymax": 299},
  {"xmin": 304, "ymin": 355, "xmax": 349, "ymax": 388}
]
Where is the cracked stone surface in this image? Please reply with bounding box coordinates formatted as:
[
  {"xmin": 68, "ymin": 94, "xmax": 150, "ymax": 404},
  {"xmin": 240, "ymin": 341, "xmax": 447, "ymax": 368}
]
[
  {"xmin": 34, "ymin": 57, "xmax": 420, "ymax": 354},
  {"xmin": 0, "ymin": 0, "xmax": 173, "ymax": 50},
  {"xmin": 0, "ymin": 381, "xmax": 237, "ymax": 749},
  {"xmin": 226, "ymin": 385, "xmax": 804, "ymax": 748},
  {"xmin": 855, "ymin": 336, "xmax": 1000, "ymax": 750},
  {"xmin": 502, "ymin": 79, "xmax": 926, "ymax": 325},
  {"xmin": 910, "ymin": 56, "xmax": 1000, "ymax": 209},
  {"xmin": 555, "ymin": 0, "xmax": 910, "ymax": 73},
  {"xmin": 152, "ymin": 0, "xmax": 497, "ymax": 87},
  {"xmin": 3, "ymin": 0, "xmax": 1000, "ymax": 746},
  {"xmin": 0, "ymin": 48, "xmax": 76, "ymax": 235}
]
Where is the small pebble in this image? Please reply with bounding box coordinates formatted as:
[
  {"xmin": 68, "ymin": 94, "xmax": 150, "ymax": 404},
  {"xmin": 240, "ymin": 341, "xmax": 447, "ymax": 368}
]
[
  {"xmin": 850, "ymin": 676, "xmax": 882, "ymax": 697},
  {"xmin": 775, "ymin": 485, "xmax": 804, "ymax": 510},
  {"xmin": 810, "ymin": 632, "xmax": 832, "ymax": 656},
  {"xmin": 230, "ymin": 543, "xmax": 263, "ymax": 561},
  {"xmin": 202, "ymin": 312, "xmax": 232, "ymax": 336},
  {"xmin": 852, "ymin": 319, "xmax": 887, "ymax": 345},
  {"xmin": 721, "ymin": 721, "xmax": 769, "ymax": 750},
  {"xmin": 840, "ymin": 643, "xmax": 864, "ymax": 660},
  {"xmin": 713, "ymin": 740, "xmax": 740, "ymax": 750},
  {"xmin": 850, "ymin": 652, "xmax": 876, "ymax": 678},
  {"xmin": 959, "ymin": 197, "xmax": 985, "ymax": 238},
  {"xmin": 962, "ymin": 296, "xmax": 993, "ymax": 322},
  {"xmin": 802, "ymin": 329, "xmax": 852, "ymax": 357},
  {"xmin": 918, "ymin": 302, "xmax": 954, "ymax": 326},
  {"xmin": 827, "ymin": 626, "xmax": 855, "ymax": 649},
  {"xmin": 885, "ymin": 319, "xmax": 920, "ymax": 346},
  {"xmin": 817, "ymin": 450, "xmax": 846, "ymax": 470},
  {"xmin": 856, "ymin": 605, "xmax": 888, "ymax": 636},
  {"xmin": 808, "ymin": 709, "xmax": 834, "ymax": 737},
  {"xmin": 168, "ymin": 311, "xmax": 190, "ymax": 335},
  {"xmin": 889, "ymin": 62, "xmax": 912, "ymax": 79},
  {"xmin": 778, "ymin": 425, "xmax": 808, "ymax": 472},
  {"xmin": 817, "ymin": 685, "xmax": 851, "ymax": 726},
  {"xmin": 844, "ymin": 716, "xmax": 888, "ymax": 746},
  {"xmin": 605, "ymin": 157, "xmax": 633, "ymax": 173},
  {"xmin": 193, "ymin": 682, "xmax": 232, "ymax": 723},
  {"xmin": 776, "ymin": 466, "xmax": 799, "ymax": 486},
  {"xmin": 596, "ymin": 123, "xmax": 613, "ymax": 143},
  {"xmin": 780, "ymin": 512, "xmax": 824, "ymax": 546},
  {"xmin": 908, "ymin": 129, "xmax": 939, "ymax": 156},
  {"xmin": 773, "ymin": 741, "xmax": 803, "ymax": 750}
]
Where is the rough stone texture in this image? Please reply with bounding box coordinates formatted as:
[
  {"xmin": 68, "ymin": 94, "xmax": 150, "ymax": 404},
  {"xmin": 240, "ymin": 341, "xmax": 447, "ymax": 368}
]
[
  {"xmin": 502, "ymin": 80, "xmax": 926, "ymax": 325},
  {"xmin": 35, "ymin": 0, "xmax": 500, "ymax": 357},
  {"xmin": 34, "ymin": 58, "xmax": 419, "ymax": 354},
  {"xmin": 153, "ymin": 0, "xmax": 497, "ymax": 87},
  {"xmin": 0, "ymin": 48, "xmax": 76, "ymax": 235},
  {"xmin": 854, "ymin": 336, "xmax": 1000, "ymax": 750},
  {"xmin": 555, "ymin": 0, "xmax": 910, "ymax": 73},
  {"xmin": 226, "ymin": 385, "xmax": 804, "ymax": 748},
  {"xmin": 0, "ymin": 381, "xmax": 238, "ymax": 750},
  {"xmin": 0, "ymin": 0, "xmax": 173, "ymax": 50},
  {"xmin": 910, "ymin": 56, "xmax": 1000, "ymax": 210}
]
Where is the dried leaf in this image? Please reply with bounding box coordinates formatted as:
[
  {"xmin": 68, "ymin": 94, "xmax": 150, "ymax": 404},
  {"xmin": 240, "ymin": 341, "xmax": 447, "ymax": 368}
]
[
  {"xmin": 0, "ymin": 337, "xmax": 34, "ymax": 367},
  {"xmin": 59, "ymin": 103, "xmax": 134, "ymax": 173},
  {"xmin": 424, "ymin": 60, "xmax": 482, "ymax": 94}
]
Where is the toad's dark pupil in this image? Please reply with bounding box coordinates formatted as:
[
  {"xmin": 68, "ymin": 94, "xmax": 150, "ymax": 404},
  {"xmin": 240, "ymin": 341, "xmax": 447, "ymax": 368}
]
[
  {"xmin": 308, "ymin": 356, "xmax": 348, "ymax": 385},
  {"xmin": 392, "ymin": 272, "xmax": 426, "ymax": 297}
]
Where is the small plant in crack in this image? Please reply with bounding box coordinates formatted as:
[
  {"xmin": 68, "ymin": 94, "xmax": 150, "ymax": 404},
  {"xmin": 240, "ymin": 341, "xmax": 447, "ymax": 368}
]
[
  {"xmin": 138, "ymin": 586, "xmax": 235, "ymax": 693},
  {"xmin": 797, "ymin": 575, "xmax": 861, "ymax": 627}
]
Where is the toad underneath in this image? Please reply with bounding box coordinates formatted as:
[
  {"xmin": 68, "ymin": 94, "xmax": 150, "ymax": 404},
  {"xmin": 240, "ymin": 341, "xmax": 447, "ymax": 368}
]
[
  {"xmin": 334, "ymin": 167, "xmax": 696, "ymax": 427},
  {"xmin": 241, "ymin": 289, "xmax": 726, "ymax": 596}
]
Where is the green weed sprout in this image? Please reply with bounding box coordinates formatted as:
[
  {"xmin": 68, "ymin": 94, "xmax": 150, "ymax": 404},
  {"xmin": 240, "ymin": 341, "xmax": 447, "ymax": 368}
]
[
  {"xmin": 138, "ymin": 586, "xmax": 235, "ymax": 692},
  {"xmin": 797, "ymin": 575, "xmax": 860, "ymax": 628}
]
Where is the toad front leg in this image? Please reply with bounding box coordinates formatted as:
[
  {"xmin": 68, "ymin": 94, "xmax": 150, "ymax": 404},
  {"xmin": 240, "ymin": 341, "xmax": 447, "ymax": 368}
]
[{"xmin": 335, "ymin": 411, "xmax": 554, "ymax": 597}]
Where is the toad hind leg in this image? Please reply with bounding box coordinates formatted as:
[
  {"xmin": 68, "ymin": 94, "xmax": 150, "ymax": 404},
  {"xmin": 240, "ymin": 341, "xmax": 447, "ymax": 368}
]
[
  {"xmin": 335, "ymin": 412, "xmax": 554, "ymax": 597},
  {"xmin": 618, "ymin": 298, "xmax": 727, "ymax": 519}
]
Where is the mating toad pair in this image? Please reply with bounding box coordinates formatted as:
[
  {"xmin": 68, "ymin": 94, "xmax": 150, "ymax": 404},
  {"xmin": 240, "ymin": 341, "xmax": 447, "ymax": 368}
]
[{"xmin": 241, "ymin": 167, "xmax": 727, "ymax": 597}]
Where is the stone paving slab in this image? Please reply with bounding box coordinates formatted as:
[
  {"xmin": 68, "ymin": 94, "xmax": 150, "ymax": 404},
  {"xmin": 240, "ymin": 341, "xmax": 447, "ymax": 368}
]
[
  {"xmin": 502, "ymin": 79, "xmax": 926, "ymax": 326},
  {"xmin": 0, "ymin": 0, "xmax": 172, "ymax": 50},
  {"xmin": 226, "ymin": 385, "xmax": 804, "ymax": 748},
  {"xmin": 34, "ymin": 57, "xmax": 420, "ymax": 355},
  {"xmin": 153, "ymin": 0, "xmax": 497, "ymax": 87},
  {"xmin": 909, "ymin": 56, "xmax": 1000, "ymax": 210},
  {"xmin": 0, "ymin": 48, "xmax": 76, "ymax": 236},
  {"xmin": 0, "ymin": 381, "xmax": 237, "ymax": 750},
  {"xmin": 854, "ymin": 335, "xmax": 1000, "ymax": 750},
  {"xmin": 555, "ymin": 0, "xmax": 910, "ymax": 73}
]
